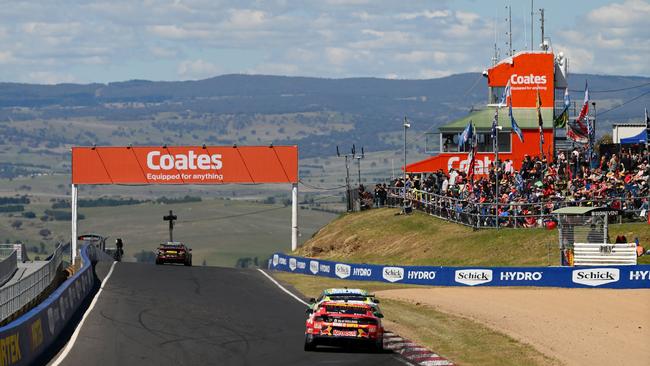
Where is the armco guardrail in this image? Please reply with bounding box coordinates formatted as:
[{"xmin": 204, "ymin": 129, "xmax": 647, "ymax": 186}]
[
  {"xmin": 0, "ymin": 251, "xmax": 17, "ymax": 287},
  {"xmin": 270, "ymin": 253, "xmax": 650, "ymax": 289},
  {"xmin": 0, "ymin": 244, "xmax": 96, "ymax": 365},
  {"xmin": 0, "ymin": 245, "xmax": 63, "ymax": 323}
]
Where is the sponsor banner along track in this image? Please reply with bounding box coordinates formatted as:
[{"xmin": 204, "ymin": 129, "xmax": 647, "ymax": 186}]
[
  {"xmin": 0, "ymin": 244, "xmax": 96, "ymax": 366},
  {"xmin": 270, "ymin": 253, "xmax": 650, "ymax": 289}
]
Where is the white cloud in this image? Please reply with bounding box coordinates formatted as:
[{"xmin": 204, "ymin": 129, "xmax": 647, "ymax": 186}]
[
  {"xmin": 587, "ymin": 0, "xmax": 650, "ymax": 26},
  {"xmin": 395, "ymin": 10, "xmax": 450, "ymax": 20},
  {"xmin": 147, "ymin": 24, "xmax": 212, "ymax": 40},
  {"xmin": 177, "ymin": 59, "xmax": 220, "ymax": 79},
  {"xmin": 26, "ymin": 71, "xmax": 77, "ymax": 84},
  {"xmin": 225, "ymin": 9, "xmax": 267, "ymax": 29},
  {"xmin": 325, "ymin": 47, "xmax": 350, "ymax": 66},
  {"xmin": 417, "ymin": 69, "xmax": 452, "ymax": 79},
  {"xmin": 149, "ymin": 46, "xmax": 178, "ymax": 58}
]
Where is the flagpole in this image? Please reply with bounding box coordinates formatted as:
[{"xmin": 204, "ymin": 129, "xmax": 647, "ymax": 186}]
[
  {"xmin": 644, "ymin": 108, "xmax": 650, "ymax": 153},
  {"xmin": 495, "ymin": 120, "xmax": 500, "ymax": 231}
]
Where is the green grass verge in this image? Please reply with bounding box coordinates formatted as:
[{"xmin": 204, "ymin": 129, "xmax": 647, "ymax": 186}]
[
  {"xmin": 273, "ymin": 272, "xmax": 560, "ymax": 366},
  {"xmin": 296, "ymin": 208, "xmax": 650, "ymax": 266}
]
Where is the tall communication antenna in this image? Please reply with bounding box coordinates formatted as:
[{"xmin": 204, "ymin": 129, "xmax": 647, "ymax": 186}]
[
  {"xmin": 492, "ymin": 8, "xmax": 499, "ymax": 65},
  {"xmin": 505, "ymin": 5, "xmax": 513, "ymax": 56},
  {"xmin": 530, "ymin": 0, "xmax": 534, "ymax": 51},
  {"xmin": 539, "ymin": 8, "xmax": 547, "ymax": 51}
]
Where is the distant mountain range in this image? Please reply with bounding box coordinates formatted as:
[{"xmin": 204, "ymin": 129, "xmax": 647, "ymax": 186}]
[{"xmin": 0, "ymin": 73, "xmax": 648, "ymax": 161}]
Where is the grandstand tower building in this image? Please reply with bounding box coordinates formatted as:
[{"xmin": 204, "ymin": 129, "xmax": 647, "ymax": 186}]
[{"xmin": 406, "ymin": 51, "xmax": 569, "ymax": 174}]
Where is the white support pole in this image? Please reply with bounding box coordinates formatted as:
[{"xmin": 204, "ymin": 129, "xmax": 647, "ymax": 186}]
[
  {"xmin": 71, "ymin": 184, "xmax": 78, "ymax": 264},
  {"xmin": 291, "ymin": 183, "xmax": 298, "ymax": 251}
]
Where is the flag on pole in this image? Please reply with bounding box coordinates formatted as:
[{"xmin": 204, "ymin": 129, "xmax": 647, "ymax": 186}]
[
  {"xmin": 536, "ymin": 88, "xmax": 544, "ymax": 145},
  {"xmin": 500, "ymin": 81, "xmax": 511, "ymax": 106},
  {"xmin": 567, "ymin": 121, "xmax": 589, "ymax": 143},
  {"xmin": 467, "ymin": 143, "xmax": 478, "ymax": 182},
  {"xmin": 575, "ymin": 81, "xmax": 589, "ymax": 134},
  {"xmin": 491, "ymin": 107, "xmax": 499, "ymax": 150},
  {"xmin": 504, "ymin": 82, "xmax": 524, "ymax": 143},
  {"xmin": 554, "ymin": 88, "xmax": 570, "ymax": 128},
  {"xmin": 459, "ymin": 120, "xmax": 474, "ymax": 150}
]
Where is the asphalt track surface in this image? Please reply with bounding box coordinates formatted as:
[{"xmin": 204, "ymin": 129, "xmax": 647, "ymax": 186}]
[{"xmin": 56, "ymin": 262, "xmax": 405, "ymax": 366}]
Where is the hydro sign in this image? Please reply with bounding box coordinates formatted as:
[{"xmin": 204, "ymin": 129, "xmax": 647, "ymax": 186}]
[
  {"xmin": 269, "ymin": 253, "xmax": 650, "ymax": 289},
  {"xmin": 448, "ymin": 156, "xmax": 492, "ymax": 175}
]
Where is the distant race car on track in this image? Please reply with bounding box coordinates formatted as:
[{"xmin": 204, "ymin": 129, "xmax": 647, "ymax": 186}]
[
  {"xmin": 155, "ymin": 242, "xmax": 192, "ymax": 266},
  {"xmin": 308, "ymin": 288, "xmax": 382, "ymax": 314},
  {"xmin": 304, "ymin": 300, "xmax": 384, "ymax": 352}
]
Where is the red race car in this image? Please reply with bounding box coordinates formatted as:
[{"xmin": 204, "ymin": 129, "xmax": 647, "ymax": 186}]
[
  {"xmin": 155, "ymin": 242, "xmax": 192, "ymax": 266},
  {"xmin": 304, "ymin": 301, "xmax": 384, "ymax": 352}
]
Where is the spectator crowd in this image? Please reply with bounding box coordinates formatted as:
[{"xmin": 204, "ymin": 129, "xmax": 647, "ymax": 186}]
[{"xmin": 386, "ymin": 148, "xmax": 650, "ymax": 228}]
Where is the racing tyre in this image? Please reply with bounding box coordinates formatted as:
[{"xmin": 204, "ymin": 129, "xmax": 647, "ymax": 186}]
[
  {"xmin": 304, "ymin": 335, "xmax": 316, "ymax": 351},
  {"xmin": 185, "ymin": 259, "xmax": 192, "ymax": 266},
  {"xmin": 374, "ymin": 338, "xmax": 384, "ymax": 353}
]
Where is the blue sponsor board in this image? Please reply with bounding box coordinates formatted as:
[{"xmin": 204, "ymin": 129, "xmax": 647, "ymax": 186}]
[
  {"xmin": 270, "ymin": 253, "xmax": 650, "ymax": 289},
  {"xmin": 0, "ymin": 245, "xmax": 97, "ymax": 366}
]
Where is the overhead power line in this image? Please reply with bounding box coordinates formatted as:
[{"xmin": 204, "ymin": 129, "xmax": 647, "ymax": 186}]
[
  {"xmin": 596, "ymin": 89, "xmax": 650, "ymax": 118},
  {"xmin": 570, "ymin": 81, "xmax": 650, "ymax": 93},
  {"xmin": 299, "ymin": 179, "xmax": 347, "ymax": 191}
]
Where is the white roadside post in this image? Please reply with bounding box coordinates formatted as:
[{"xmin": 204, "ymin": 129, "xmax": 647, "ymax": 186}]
[
  {"xmin": 71, "ymin": 183, "xmax": 78, "ymax": 264},
  {"xmin": 291, "ymin": 183, "xmax": 298, "ymax": 251}
]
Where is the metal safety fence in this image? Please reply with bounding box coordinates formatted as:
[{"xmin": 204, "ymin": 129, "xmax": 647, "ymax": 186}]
[
  {"xmin": 0, "ymin": 244, "xmax": 63, "ymax": 322},
  {"xmin": 384, "ymin": 187, "xmax": 650, "ymax": 229}
]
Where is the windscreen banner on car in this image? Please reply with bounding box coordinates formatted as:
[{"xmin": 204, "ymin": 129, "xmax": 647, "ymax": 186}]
[
  {"xmin": 72, "ymin": 145, "xmax": 298, "ymax": 185},
  {"xmin": 269, "ymin": 253, "xmax": 650, "ymax": 289}
]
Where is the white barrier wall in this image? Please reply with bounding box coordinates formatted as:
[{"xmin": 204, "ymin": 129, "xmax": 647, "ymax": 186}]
[{"xmin": 573, "ymin": 243, "xmax": 637, "ymax": 266}]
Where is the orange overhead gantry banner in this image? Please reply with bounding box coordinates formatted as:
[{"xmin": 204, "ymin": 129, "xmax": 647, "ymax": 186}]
[{"xmin": 72, "ymin": 145, "xmax": 298, "ymax": 185}]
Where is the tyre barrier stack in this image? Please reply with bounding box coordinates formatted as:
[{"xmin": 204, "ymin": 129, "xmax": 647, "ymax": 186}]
[
  {"xmin": 270, "ymin": 253, "xmax": 650, "ymax": 289},
  {"xmin": 0, "ymin": 244, "xmax": 97, "ymax": 366}
]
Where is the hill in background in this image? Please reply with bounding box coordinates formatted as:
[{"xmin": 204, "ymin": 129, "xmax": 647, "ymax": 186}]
[{"xmin": 0, "ymin": 72, "xmax": 647, "ymax": 183}]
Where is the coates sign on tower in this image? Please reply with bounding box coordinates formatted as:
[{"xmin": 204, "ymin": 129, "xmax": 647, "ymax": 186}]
[
  {"xmin": 487, "ymin": 52, "xmax": 555, "ymax": 108},
  {"xmin": 72, "ymin": 146, "xmax": 298, "ymax": 185}
]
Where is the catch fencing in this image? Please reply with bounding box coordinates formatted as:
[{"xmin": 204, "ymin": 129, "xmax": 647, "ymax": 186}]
[
  {"xmin": 0, "ymin": 244, "xmax": 98, "ymax": 366},
  {"xmin": 0, "ymin": 251, "xmax": 17, "ymax": 287},
  {"xmin": 0, "ymin": 244, "xmax": 63, "ymax": 322},
  {"xmin": 384, "ymin": 187, "xmax": 650, "ymax": 229}
]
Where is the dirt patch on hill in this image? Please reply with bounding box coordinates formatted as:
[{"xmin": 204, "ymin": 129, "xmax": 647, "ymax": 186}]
[{"xmin": 377, "ymin": 288, "xmax": 650, "ymax": 366}]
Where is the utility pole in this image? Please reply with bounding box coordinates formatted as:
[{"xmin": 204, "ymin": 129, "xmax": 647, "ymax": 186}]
[
  {"xmin": 337, "ymin": 146, "xmax": 354, "ymax": 212},
  {"xmin": 163, "ymin": 210, "xmax": 177, "ymax": 242},
  {"xmin": 403, "ymin": 117, "xmax": 411, "ymax": 212},
  {"xmin": 354, "ymin": 146, "xmax": 365, "ymax": 187}
]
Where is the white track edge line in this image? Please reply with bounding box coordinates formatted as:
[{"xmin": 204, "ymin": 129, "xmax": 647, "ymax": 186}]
[
  {"xmin": 257, "ymin": 269, "xmax": 416, "ymax": 366},
  {"xmin": 50, "ymin": 261, "xmax": 117, "ymax": 366},
  {"xmin": 256, "ymin": 268, "xmax": 308, "ymax": 306}
]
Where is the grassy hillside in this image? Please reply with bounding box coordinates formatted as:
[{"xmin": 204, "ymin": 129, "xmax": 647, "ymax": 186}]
[{"xmin": 294, "ymin": 208, "xmax": 650, "ymax": 266}]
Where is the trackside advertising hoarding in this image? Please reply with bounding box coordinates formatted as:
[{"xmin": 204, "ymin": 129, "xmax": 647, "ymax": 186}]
[
  {"xmin": 72, "ymin": 145, "xmax": 298, "ymax": 185},
  {"xmin": 270, "ymin": 253, "xmax": 650, "ymax": 289},
  {"xmin": 0, "ymin": 245, "xmax": 96, "ymax": 365}
]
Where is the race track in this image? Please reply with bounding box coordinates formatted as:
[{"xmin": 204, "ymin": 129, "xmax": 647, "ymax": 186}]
[{"xmin": 55, "ymin": 263, "xmax": 404, "ymax": 366}]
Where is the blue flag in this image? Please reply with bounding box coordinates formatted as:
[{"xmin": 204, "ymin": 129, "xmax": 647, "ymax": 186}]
[
  {"xmin": 459, "ymin": 120, "xmax": 473, "ymax": 149},
  {"xmin": 509, "ymin": 103, "xmax": 524, "ymax": 143}
]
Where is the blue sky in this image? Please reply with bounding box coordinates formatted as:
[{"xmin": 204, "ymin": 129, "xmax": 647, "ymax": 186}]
[{"xmin": 0, "ymin": 0, "xmax": 647, "ymax": 84}]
